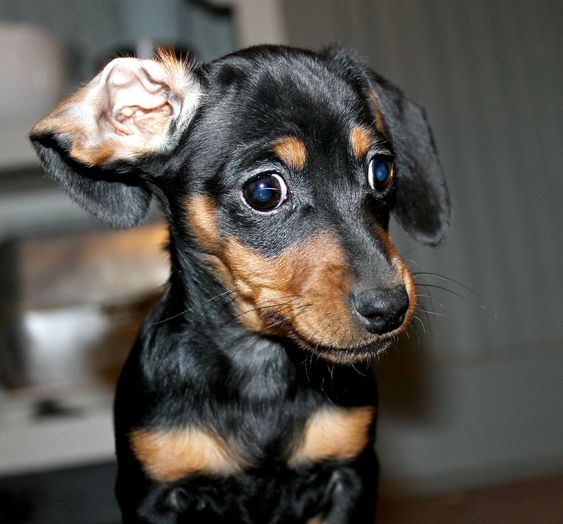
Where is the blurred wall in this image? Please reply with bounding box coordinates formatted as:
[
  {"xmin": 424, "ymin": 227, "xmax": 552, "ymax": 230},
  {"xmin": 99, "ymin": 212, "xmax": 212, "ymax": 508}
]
[{"xmin": 0, "ymin": 0, "xmax": 235, "ymax": 88}]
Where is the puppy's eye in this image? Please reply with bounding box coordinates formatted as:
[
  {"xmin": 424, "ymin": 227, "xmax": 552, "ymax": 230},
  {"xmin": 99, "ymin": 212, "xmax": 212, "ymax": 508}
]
[
  {"xmin": 242, "ymin": 173, "xmax": 288, "ymax": 212},
  {"xmin": 368, "ymin": 157, "xmax": 394, "ymax": 190}
]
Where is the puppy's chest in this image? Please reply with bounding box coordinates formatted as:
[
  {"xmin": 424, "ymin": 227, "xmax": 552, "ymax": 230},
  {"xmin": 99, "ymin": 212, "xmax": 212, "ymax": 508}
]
[
  {"xmin": 130, "ymin": 343, "xmax": 375, "ymax": 483},
  {"xmin": 130, "ymin": 394, "xmax": 374, "ymax": 485}
]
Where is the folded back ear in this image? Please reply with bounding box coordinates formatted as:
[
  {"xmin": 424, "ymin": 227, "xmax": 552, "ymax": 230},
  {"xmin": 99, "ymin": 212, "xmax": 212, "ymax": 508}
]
[
  {"xmin": 30, "ymin": 52, "xmax": 202, "ymax": 228},
  {"xmin": 327, "ymin": 48, "xmax": 451, "ymax": 245}
]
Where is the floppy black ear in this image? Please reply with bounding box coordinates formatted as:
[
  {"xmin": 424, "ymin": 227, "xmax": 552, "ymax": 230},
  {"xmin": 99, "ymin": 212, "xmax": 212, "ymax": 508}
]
[
  {"xmin": 369, "ymin": 71, "xmax": 451, "ymax": 245},
  {"xmin": 30, "ymin": 53, "xmax": 202, "ymax": 228},
  {"xmin": 327, "ymin": 48, "xmax": 451, "ymax": 245},
  {"xmin": 32, "ymin": 134, "xmax": 153, "ymax": 228}
]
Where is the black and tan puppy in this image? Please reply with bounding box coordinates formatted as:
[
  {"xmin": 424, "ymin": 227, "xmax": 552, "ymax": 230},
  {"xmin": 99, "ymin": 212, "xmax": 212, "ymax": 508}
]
[{"xmin": 30, "ymin": 45, "xmax": 449, "ymax": 523}]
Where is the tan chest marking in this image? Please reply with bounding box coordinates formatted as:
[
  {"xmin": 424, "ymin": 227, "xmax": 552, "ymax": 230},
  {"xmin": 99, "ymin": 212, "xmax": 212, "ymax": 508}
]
[
  {"xmin": 130, "ymin": 427, "xmax": 248, "ymax": 482},
  {"xmin": 289, "ymin": 406, "xmax": 375, "ymax": 467}
]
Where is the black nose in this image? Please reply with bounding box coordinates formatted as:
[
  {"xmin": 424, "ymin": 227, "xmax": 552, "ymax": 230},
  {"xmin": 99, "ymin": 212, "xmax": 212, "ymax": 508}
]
[{"xmin": 351, "ymin": 286, "xmax": 409, "ymax": 335}]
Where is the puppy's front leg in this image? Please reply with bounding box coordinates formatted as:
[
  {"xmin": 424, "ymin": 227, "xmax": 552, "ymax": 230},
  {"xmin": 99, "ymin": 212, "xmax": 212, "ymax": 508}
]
[{"xmin": 316, "ymin": 457, "xmax": 379, "ymax": 524}]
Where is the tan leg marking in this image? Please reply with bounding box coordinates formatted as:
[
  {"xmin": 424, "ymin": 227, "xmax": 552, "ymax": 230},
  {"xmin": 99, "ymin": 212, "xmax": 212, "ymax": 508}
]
[
  {"xmin": 273, "ymin": 136, "xmax": 307, "ymax": 170},
  {"xmin": 289, "ymin": 406, "xmax": 375, "ymax": 467},
  {"xmin": 130, "ymin": 427, "xmax": 248, "ymax": 482}
]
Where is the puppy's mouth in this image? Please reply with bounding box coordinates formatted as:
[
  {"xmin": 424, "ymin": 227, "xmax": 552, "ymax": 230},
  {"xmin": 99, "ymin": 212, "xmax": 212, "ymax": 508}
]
[
  {"xmin": 290, "ymin": 330, "xmax": 395, "ymax": 364},
  {"xmin": 263, "ymin": 309, "xmax": 399, "ymax": 364}
]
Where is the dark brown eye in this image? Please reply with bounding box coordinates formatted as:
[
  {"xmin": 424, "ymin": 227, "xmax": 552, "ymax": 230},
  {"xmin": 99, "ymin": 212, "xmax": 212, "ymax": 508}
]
[
  {"xmin": 368, "ymin": 156, "xmax": 394, "ymax": 190},
  {"xmin": 242, "ymin": 173, "xmax": 288, "ymax": 212}
]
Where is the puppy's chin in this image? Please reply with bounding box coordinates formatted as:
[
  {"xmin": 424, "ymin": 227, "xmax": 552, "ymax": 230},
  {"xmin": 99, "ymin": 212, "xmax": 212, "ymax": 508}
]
[{"xmin": 288, "ymin": 330, "xmax": 395, "ymax": 364}]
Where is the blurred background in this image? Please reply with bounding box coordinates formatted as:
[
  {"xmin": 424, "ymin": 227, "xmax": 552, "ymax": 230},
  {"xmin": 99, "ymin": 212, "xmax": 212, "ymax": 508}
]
[{"xmin": 0, "ymin": 1, "xmax": 561, "ymax": 523}]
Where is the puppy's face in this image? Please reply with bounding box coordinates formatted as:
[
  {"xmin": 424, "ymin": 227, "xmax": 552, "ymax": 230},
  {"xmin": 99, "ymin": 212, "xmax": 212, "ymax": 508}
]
[
  {"xmin": 183, "ymin": 51, "xmax": 414, "ymax": 361},
  {"xmin": 30, "ymin": 46, "xmax": 450, "ymax": 363}
]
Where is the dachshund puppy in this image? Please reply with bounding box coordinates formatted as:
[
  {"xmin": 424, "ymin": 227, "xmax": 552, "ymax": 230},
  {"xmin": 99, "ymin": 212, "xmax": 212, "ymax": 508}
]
[{"xmin": 31, "ymin": 45, "xmax": 449, "ymax": 523}]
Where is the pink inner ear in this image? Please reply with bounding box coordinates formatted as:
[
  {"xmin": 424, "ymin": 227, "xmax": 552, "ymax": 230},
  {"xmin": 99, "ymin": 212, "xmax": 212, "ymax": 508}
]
[
  {"xmin": 103, "ymin": 60, "xmax": 174, "ymax": 139},
  {"xmin": 32, "ymin": 54, "xmax": 200, "ymax": 166}
]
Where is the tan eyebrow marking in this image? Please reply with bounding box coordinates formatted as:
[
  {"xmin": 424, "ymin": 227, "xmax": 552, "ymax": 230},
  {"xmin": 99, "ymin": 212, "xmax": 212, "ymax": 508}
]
[
  {"xmin": 273, "ymin": 136, "xmax": 307, "ymax": 169},
  {"xmin": 289, "ymin": 406, "xmax": 375, "ymax": 467},
  {"xmin": 366, "ymin": 90, "xmax": 387, "ymax": 135},
  {"xmin": 350, "ymin": 125, "xmax": 374, "ymax": 159},
  {"xmin": 130, "ymin": 427, "xmax": 249, "ymax": 482}
]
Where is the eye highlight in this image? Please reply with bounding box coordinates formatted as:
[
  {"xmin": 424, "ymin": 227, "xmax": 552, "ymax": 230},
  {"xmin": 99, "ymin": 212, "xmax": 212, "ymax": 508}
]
[
  {"xmin": 242, "ymin": 173, "xmax": 288, "ymax": 212},
  {"xmin": 368, "ymin": 156, "xmax": 394, "ymax": 191}
]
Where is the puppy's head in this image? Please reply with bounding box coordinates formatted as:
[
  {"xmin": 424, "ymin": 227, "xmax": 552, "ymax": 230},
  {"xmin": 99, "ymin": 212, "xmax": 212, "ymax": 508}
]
[{"xmin": 31, "ymin": 46, "xmax": 450, "ymax": 363}]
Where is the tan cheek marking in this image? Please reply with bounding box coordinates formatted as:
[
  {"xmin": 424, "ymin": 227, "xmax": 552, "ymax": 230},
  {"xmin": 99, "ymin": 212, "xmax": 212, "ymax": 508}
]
[
  {"xmin": 186, "ymin": 196, "xmax": 271, "ymax": 331},
  {"xmin": 350, "ymin": 125, "xmax": 374, "ymax": 159},
  {"xmin": 374, "ymin": 226, "xmax": 417, "ymax": 328},
  {"xmin": 398, "ymin": 254, "xmax": 417, "ymax": 327},
  {"xmin": 220, "ymin": 234, "xmax": 365, "ymax": 348},
  {"xmin": 273, "ymin": 136, "xmax": 307, "ymax": 170},
  {"xmin": 130, "ymin": 428, "xmax": 247, "ymax": 482},
  {"xmin": 289, "ymin": 406, "xmax": 375, "ymax": 467},
  {"xmin": 278, "ymin": 237, "xmax": 358, "ymax": 348},
  {"xmin": 306, "ymin": 518, "xmax": 325, "ymax": 524},
  {"xmin": 185, "ymin": 196, "xmax": 271, "ymax": 331},
  {"xmin": 187, "ymin": 195, "xmax": 222, "ymax": 253},
  {"xmin": 186, "ymin": 196, "xmax": 253, "ymax": 322}
]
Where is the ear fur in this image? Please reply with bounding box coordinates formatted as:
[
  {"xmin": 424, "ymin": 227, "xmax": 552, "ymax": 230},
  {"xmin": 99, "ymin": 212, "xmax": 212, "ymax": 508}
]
[
  {"xmin": 30, "ymin": 51, "xmax": 201, "ymax": 228},
  {"xmin": 326, "ymin": 48, "xmax": 451, "ymax": 245}
]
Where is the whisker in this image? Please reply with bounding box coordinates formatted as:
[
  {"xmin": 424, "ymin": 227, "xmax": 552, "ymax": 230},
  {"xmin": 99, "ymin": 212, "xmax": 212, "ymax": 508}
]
[
  {"xmin": 417, "ymin": 308, "xmax": 445, "ymax": 317},
  {"xmin": 231, "ymin": 296, "xmax": 304, "ymax": 321},
  {"xmin": 415, "ymin": 283, "xmax": 489, "ymax": 310},
  {"xmin": 404, "ymin": 322, "xmax": 422, "ymax": 347},
  {"xmin": 328, "ymin": 362, "xmax": 335, "ymax": 383},
  {"xmin": 399, "ymin": 247, "xmax": 417, "ymax": 261},
  {"xmin": 303, "ymin": 347, "xmax": 315, "ymax": 383},
  {"xmin": 415, "ymin": 283, "xmax": 443, "ymax": 326},
  {"xmin": 205, "ymin": 289, "xmax": 236, "ymax": 304},
  {"xmin": 263, "ymin": 303, "xmax": 312, "ymax": 330},
  {"xmin": 412, "ymin": 314, "xmax": 427, "ymax": 335},
  {"xmin": 151, "ymin": 288, "xmax": 236, "ymax": 326},
  {"xmin": 413, "ymin": 272, "xmax": 482, "ymax": 298},
  {"xmin": 150, "ymin": 308, "xmax": 189, "ymax": 326},
  {"xmin": 351, "ymin": 363, "xmax": 369, "ymax": 377},
  {"xmin": 416, "ymin": 293, "xmax": 445, "ymax": 309}
]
